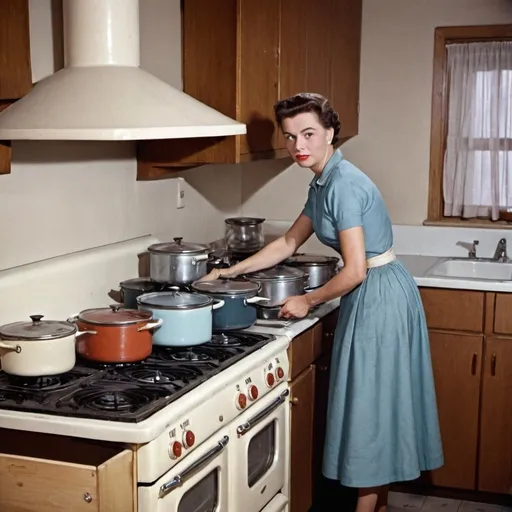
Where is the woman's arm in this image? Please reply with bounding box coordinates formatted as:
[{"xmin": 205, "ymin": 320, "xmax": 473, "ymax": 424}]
[
  {"xmin": 218, "ymin": 214, "xmax": 314, "ymax": 278},
  {"xmin": 305, "ymin": 226, "xmax": 367, "ymax": 307},
  {"xmin": 279, "ymin": 226, "xmax": 366, "ymax": 318}
]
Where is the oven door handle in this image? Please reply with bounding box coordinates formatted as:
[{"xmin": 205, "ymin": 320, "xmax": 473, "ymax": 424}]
[
  {"xmin": 158, "ymin": 435, "xmax": 230, "ymax": 498},
  {"xmin": 236, "ymin": 389, "xmax": 289, "ymax": 436}
]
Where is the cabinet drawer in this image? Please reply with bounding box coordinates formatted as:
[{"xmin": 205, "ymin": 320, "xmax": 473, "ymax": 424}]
[
  {"xmin": 288, "ymin": 323, "xmax": 323, "ymax": 381},
  {"xmin": 494, "ymin": 293, "xmax": 512, "ymax": 335},
  {"xmin": 0, "ymin": 430, "xmax": 135, "ymax": 512},
  {"xmin": 420, "ymin": 288, "xmax": 484, "ymax": 333}
]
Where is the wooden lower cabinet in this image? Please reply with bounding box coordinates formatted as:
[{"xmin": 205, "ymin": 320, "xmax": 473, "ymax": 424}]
[
  {"xmin": 478, "ymin": 337, "xmax": 512, "ymax": 494},
  {"xmin": 427, "ymin": 331, "xmax": 483, "ymax": 490},
  {"xmin": 290, "ymin": 364, "xmax": 316, "ymax": 512}
]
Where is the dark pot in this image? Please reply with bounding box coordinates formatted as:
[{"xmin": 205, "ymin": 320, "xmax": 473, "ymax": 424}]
[{"xmin": 192, "ymin": 279, "xmax": 270, "ymax": 331}]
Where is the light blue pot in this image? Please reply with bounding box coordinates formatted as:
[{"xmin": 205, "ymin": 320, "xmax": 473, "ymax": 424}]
[{"xmin": 136, "ymin": 291, "xmax": 224, "ymax": 347}]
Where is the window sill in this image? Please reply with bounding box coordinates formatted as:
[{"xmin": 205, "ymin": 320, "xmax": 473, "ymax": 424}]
[{"xmin": 423, "ymin": 218, "xmax": 512, "ymax": 229}]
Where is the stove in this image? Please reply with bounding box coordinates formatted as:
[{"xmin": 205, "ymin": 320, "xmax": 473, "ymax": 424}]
[{"xmin": 0, "ymin": 332, "xmax": 275, "ymax": 423}]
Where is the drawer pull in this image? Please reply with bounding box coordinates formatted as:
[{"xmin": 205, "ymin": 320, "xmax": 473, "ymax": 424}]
[
  {"xmin": 471, "ymin": 353, "xmax": 477, "ymax": 375},
  {"xmin": 491, "ymin": 353, "xmax": 497, "ymax": 377}
]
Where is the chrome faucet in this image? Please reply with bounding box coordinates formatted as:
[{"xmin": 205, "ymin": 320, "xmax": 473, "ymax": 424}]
[
  {"xmin": 457, "ymin": 240, "xmax": 479, "ymax": 259},
  {"xmin": 493, "ymin": 238, "xmax": 508, "ymax": 262}
]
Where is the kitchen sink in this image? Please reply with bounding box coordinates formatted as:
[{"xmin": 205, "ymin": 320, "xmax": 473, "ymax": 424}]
[{"xmin": 427, "ymin": 258, "xmax": 512, "ymax": 281}]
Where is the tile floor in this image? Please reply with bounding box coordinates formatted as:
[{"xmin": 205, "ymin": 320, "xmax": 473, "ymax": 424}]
[{"xmin": 389, "ymin": 492, "xmax": 512, "ymax": 512}]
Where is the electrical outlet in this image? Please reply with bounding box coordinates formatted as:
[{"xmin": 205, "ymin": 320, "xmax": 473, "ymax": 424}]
[{"xmin": 177, "ymin": 177, "xmax": 185, "ymax": 209}]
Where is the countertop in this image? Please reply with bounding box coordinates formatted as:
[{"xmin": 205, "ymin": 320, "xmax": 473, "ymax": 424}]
[{"xmin": 246, "ymin": 253, "xmax": 512, "ymax": 340}]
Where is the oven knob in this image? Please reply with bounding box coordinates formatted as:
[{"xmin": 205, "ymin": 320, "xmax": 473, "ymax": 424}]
[
  {"xmin": 236, "ymin": 392, "xmax": 247, "ymax": 410},
  {"xmin": 183, "ymin": 430, "xmax": 195, "ymax": 449},
  {"xmin": 248, "ymin": 384, "xmax": 259, "ymax": 401},
  {"xmin": 275, "ymin": 367, "xmax": 285, "ymax": 381},
  {"xmin": 266, "ymin": 372, "xmax": 275, "ymax": 388},
  {"xmin": 169, "ymin": 441, "xmax": 182, "ymax": 460}
]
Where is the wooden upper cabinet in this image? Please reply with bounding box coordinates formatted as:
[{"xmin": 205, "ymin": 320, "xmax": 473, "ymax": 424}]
[
  {"xmin": 137, "ymin": 0, "xmax": 362, "ymax": 180},
  {"xmin": 331, "ymin": 0, "xmax": 362, "ymax": 139},
  {"xmin": 0, "ymin": 0, "xmax": 32, "ymax": 100}
]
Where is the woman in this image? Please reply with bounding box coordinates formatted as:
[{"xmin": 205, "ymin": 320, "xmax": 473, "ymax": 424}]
[{"xmin": 200, "ymin": 93, "xmax": 444, "ymax": 512}]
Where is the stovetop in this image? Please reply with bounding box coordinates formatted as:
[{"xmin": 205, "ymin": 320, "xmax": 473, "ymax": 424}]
[{"xmin": 0, "ymin": 332, "xmax": 275, "ymax": 423}]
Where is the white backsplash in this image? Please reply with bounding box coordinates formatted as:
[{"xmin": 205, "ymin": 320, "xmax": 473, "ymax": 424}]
[{"xmin": 262, "ymin": 221, "xmax": 511, "ymax": 260}]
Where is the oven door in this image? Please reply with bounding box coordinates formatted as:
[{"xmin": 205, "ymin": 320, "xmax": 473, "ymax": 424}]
[
  {"xmin": 261, "ymin": 493, "xmax": 289, "ymax": 512},
  {"xmin": 231, "ymin": 383, "xmax": 290, "ymax": 512},
  {"xmin": 138, "ymin": 428, "xmax": 231, "ymax": 512}
]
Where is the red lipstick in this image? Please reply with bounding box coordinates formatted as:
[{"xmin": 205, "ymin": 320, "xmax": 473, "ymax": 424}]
[{"xmin": 296, "ymin": 154, "xmax": 309, "ymax": 161}]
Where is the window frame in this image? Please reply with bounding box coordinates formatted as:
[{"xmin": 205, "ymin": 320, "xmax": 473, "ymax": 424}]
[{"xmin": 426, "ymin": 24, "xmax": 512, "ymax": 228}]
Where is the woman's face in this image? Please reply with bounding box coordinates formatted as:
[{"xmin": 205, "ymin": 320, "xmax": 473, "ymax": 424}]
[{"xmin": 281, "ymin": 112, "xmax": 334, "ymax": 169}]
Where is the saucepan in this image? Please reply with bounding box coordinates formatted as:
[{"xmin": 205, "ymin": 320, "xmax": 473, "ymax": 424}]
[
  {"xmin": 0, "ymin": 314, "xmax": 95, "ymax": 376},
  {"xmin": 284, "ymin": 253, "xmax": 340, "ymax": 289},
  {"xmin": 191, "ymin": 278, "xmax": 270, "ymax": 331},
  {"xmin": 68, "ymin": 305, "xmax": 163, "ymax": 363}
]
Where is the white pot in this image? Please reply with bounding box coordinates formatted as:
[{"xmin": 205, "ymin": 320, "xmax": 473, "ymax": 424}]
[{"xmin": 0, "ymin": 315, "xmax": 95, "ymax": 377}]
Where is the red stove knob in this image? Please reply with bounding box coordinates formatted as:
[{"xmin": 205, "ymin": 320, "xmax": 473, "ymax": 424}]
[
  {"xmin": 169, "ymin": 441, "xmax": 182, "ymax": 459},
  {"xmin": 248, "ymin": 384, "xmax": 259, "ymax": 401},
  {"xmin": 236, "ymin": 392, "xmax": 247, "ymax": 410},
  {"xmin": 183, "ymin": 430, "xmax": 195, "ymax": 448},
  {"xmin": 275, "ymin": 367, "xmax": 285, "ymax": 381},
  {"xmin": 266, "ymin": 372, "xmax": 275, "ymax": 388}
]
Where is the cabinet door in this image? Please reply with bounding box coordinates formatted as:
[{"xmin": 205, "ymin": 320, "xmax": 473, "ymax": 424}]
[
  {"xmin": 239, "ymin": 0, "xmax": 280, "ymax": 155},
  {"xmin": 290, "ymin": 365, "xmax": 316, "ymax": 512},
  {"xmin": 478, "ymin": 337, "xmax": 512, "ymax": 494},
  {"xmin": 428, "ymin": 331, "xmax": 483, "ymax": 490},
  {"xmin": 0, "ymin": 0, "xmax": 32, "ymax": 99},
  {"xmin": 331, "ymin": 0, "xmax": 362, "ymax": 139}
]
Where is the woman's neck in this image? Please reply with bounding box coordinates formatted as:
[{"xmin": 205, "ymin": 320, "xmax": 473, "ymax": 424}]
[{"xmin": 310, "ymin": 146, "xmax": 334, "ymax": 175}]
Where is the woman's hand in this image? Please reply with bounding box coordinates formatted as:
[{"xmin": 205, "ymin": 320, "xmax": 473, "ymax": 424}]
[
  {"xmin": 278, "ymin": 295, "xmax": 310, "ymax": 319},
  {"xmin": 197, "ymin": 268, "xmax": 233, "ymax": 282}
]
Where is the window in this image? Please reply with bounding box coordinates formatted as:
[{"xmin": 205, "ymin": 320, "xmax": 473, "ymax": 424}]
[{"xmin": 427, "ymin": 25, "xmax": 512, "ymax": 226}]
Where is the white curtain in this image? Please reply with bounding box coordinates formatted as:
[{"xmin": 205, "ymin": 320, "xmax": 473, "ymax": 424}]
[{"xmin": 443, "ymin": 41, "xmax": 512, "ymax": 220}]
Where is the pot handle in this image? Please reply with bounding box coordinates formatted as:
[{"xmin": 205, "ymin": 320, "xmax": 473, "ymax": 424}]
[
  {"xmin": 212, "ymin": 299, "xmax": 225, "ymax": 310},
  {"xmin": 67, "ymin": 314, "xmax": 79, "ymax": 323},
  {"xmin": 137, "ymin": 318, "xmax": 164, "ymax": 332},
  {"xmin": 0, "ymin": 341, "xmax": 21, "ymax": 353},
  {"xmin": 192, "ymin": 254, "xmax": 210, "ymax": 264},
  {"xmin": 75, "ymin": 330, "xmax": 98, "ymax": 338},
  {"xmin": 245, "ymin": 297, "xmax": 271, "ymax": 305}
]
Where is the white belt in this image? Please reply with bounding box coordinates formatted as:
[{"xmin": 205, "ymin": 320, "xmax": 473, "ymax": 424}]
[{"xmin": 366, "ymin": 248, "xmax": 396, "ymax": 269}]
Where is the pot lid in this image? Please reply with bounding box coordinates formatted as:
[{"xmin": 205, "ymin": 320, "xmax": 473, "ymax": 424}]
[
  {"xmin": 225, "ymin": 217, "xmax": 265, "ymax": 226},
  {"xmin": 0, "ymin": 315, "xmax": 77, "ymax": 341},
  {"xmin": 148, "ymin": 237, "xmax": 210, "ymax": 255},
  {"xmin": 77, "ymin": 305, "xmax": 153, "ymax": 325},
  {"xmin": 192, "ymin": 278, "xmax": 260, "ymax": 296},
  {"xmin": 248, "ymin": 265, "xmax": 307, "ymax": 281},
  {"xmin": 286, "ymin": 254, "xmax": 340, "ymax": 266},
  {"xmin": 137, "ymin": 291, "xmax": 214, "ymax": 310},
  {"xmin": 120, "ymin": 277, "xmax": 157, "ymax": 292}
]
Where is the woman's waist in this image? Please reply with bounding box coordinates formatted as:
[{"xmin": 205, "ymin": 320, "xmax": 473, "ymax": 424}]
[{"xmin": 366, "ymin": 248, "xmax": 396, "ymax": 269}]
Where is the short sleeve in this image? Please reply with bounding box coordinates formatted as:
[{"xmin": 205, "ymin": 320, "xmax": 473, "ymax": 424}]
[
  {"xmin": 302, "ymin": 188, "xmax": 314, "ymax": 219},
  {"xmin": 328, "ymin": 179, "xmax": 364, "ymax": 231}
]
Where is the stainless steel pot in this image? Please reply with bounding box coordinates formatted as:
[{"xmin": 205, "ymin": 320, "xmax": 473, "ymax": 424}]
[
  {"xmin": 225, "ymin": 217, "xmax": 265, "ymax": 252},
  {"xmin": 284, "ymin": 253, "xmax": 340, "ymax": 289},
  {"xmin": 148, "ymin": 237, "xmax": 212, "ymax": 285},
  {"xmin": 244, "ymin": 265, "xmax": 309, "ymax": 307}
]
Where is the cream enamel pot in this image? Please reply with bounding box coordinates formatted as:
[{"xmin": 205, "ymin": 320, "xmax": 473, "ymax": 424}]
[{"xmin": 0, "ymin": 314, "xmax": 95, "ymax": 377}]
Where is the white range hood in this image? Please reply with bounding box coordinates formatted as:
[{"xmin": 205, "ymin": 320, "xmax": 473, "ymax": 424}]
[{"xmin": 0, "ymin": 0, "xmax": 246, "ymax": 141}]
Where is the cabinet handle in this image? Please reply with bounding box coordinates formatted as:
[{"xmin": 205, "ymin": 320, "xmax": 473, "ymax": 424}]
[
  {"xmin": 491, "ymin": 353, "xmax": 497, "ymax": 377},
  {"xmin": 290, "ymin": 397, "xmax": 299, "ymax": 406},
  {"xmin": 471, "ymin": 353, "xmax": 477, "ymax": 375}
]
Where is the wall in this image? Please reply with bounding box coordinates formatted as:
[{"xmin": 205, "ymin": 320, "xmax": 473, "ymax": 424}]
[
  {"xmin": 0, "ymin": 0, "xmax": 241, "ymax": 271},
  {"xmin": 240, "ymin": 0, "xmax": 512, "ymax": 226}
]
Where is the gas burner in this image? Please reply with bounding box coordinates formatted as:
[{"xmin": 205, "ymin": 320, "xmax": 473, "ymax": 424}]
[
  {"xmin": 166, "ymin": 350, "xmax": 212, "ymax": 362},
  {"xmin": 210, "ymin": 333, "xmax": 242, "ymax": 346},
  {"xmin": 0, "ymin": 389, "xmax": 32, "ymax": 404},
  {"xmin": 80, "ymin": 359, "xmax": 140, "ymax": 370},
  {"xmin": 4, "ymin": 370, "xmax": 88, "ymax": 391},
  {"xmin": 58, "ymin": 387, "xmax": 172, "ymax": 413},
  {"xmin": 119, "ymin": 365, "xmax": 204, "ymax": 385}
]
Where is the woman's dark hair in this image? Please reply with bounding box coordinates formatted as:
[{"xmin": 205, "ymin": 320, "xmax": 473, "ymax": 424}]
[{"xmin": 273, "ymin": 93, "xmax": 341, "ymax": 145}]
